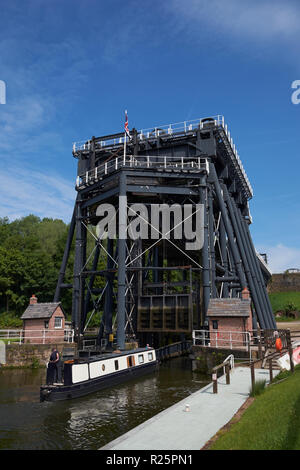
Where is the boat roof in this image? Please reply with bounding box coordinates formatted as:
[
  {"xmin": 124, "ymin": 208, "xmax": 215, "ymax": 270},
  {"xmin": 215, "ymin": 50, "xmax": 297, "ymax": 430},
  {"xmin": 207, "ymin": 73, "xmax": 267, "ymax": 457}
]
[{"xmin": 77, "ymin": 347, "xmax": 154, "ymax": 363}]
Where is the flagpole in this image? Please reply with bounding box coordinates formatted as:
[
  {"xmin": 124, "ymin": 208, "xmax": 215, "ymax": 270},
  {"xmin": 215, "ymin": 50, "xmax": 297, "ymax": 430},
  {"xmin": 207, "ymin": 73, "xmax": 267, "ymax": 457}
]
[
  {"xmin": 123, "ymin": 131, "xmax": 126, "ymax": 165},
  {"xmin": 123, "ymin": 110, "xmax": 127, "ymax": 165}
]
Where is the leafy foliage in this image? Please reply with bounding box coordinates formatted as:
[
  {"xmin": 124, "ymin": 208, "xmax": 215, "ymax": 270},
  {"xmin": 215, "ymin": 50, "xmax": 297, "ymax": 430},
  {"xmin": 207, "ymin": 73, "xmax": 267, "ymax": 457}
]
[{"xmin": 0, "ymin": 215, "xmax": 73, "ymax": 319}]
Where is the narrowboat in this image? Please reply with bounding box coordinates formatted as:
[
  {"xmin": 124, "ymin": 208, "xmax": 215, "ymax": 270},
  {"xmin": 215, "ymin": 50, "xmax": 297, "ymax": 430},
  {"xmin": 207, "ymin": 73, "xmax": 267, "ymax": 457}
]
[
  {"xmin": 40, "ymin": 347, "xmax": 158, "ymax": 402},
  {"xmin": 276, "ymin": 340, "xmax": 300, "ymax": 371}
]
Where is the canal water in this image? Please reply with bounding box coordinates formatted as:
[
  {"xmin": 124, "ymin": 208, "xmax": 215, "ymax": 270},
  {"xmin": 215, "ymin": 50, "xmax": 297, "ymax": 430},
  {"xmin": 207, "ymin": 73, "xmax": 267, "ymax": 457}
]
[{"xmin": 0, "ymin": 357, "xmax": 209, "ymax": 450}]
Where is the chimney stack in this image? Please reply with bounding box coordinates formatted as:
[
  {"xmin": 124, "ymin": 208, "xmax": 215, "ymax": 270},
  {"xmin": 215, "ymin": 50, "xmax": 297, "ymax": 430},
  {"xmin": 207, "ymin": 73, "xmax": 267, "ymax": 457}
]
[
  {"xmin": 30, "ymin": 294, "xmax": 38, "ymax": 305},
  {"xmin": 241, "ymin": 287, "xmax": 250, "ymax": 301}
]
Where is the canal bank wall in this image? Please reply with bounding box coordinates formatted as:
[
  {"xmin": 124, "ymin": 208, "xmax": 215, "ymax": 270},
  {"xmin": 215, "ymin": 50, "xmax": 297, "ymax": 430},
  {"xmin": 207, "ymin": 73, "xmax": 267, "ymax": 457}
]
[
  {"xmin": 0, "ymin": 342, "xmax": 76, "ymax": 368},
  {"xmin": 190, "ymin": 346, "xmax": 258, "ymax": 374},
  {"xmin": 0, "ymin": 340, "xmax": 140, "ymax": 368}
]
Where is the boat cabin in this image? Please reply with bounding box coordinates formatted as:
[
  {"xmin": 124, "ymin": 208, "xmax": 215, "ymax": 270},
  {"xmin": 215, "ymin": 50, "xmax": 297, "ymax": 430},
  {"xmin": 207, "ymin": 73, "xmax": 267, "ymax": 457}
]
[
  {"xmin": 41, "ymin": 347, "xmax": 157, "ymax": 401},
  {"xmin": 64, "ymin": 348, "xmax": 156, "ymax": 385}
]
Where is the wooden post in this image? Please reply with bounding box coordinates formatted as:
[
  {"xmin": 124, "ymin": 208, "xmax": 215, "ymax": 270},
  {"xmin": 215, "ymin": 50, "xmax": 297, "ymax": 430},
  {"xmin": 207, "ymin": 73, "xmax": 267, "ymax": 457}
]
[
  {"xmin": 258, "ymin": 327, "xmax": 262, "ymax": 359},
  {"xmin": 212, "ymin": 371, "xmax": 217, "ymax": 393},
  {"xmin": 287, "ymin": 329, "xmax": 295, "ymax": 373},
  {"xmin": 250, "ymin": 360, "xmax": 255, "ymax": 390},
  {"xmin": 225, "ymin": 363, "xmax": 230, "ymax": 385},
  {"xmin": 289, "ymin": 346, "xmax": 295, "ymax": 373},
  {"xmin": 269, "ymin": 358, "xmax": 273, "ymax": 382}
]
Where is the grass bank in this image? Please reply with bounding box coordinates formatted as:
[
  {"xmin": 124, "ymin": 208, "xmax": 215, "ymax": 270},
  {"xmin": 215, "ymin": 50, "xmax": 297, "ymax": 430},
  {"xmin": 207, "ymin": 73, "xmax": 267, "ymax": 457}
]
[
  {"xmin": 269, "ymin": 291, "xmax": 300, "ymax": 314},
  {"xmin": 209, "ymin": 365, "xmax": 300, "ymax": 450}
]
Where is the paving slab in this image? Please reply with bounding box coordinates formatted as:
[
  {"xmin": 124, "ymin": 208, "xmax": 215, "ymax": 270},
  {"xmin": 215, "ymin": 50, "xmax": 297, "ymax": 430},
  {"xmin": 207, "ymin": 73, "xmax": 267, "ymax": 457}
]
[{"xmin": 101, "ymin": 367, "xmax": 279, "ymax": 450}]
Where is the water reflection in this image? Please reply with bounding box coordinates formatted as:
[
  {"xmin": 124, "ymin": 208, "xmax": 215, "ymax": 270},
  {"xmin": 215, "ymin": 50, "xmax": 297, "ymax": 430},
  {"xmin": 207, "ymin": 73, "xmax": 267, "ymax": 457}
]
[{"xmin": 0, "ymin": 358, "xmax": 208, "ymax": 450}]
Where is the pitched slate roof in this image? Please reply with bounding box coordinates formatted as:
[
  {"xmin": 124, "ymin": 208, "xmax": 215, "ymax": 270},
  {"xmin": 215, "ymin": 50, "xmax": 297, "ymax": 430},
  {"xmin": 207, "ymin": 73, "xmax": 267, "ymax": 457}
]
[
  {"xmin": 21, "ymin": 302, "xmax": 64, "ymax": 320},
  {"xmin": 207, "ymin": 298, "xmax": 251, "ymax": 317}
]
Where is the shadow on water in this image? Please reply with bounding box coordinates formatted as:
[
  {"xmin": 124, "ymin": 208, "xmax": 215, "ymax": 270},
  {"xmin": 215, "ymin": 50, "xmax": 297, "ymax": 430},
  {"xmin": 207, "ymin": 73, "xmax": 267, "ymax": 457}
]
[{"xmin": 0, "ymin": 357, "xmax": 209, "ymax": 450}]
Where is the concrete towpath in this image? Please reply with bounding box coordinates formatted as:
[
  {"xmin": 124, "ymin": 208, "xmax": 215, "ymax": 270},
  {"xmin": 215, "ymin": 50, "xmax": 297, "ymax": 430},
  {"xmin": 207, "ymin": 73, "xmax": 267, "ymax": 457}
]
[{"xmin": 101, "ymin": 367, "xmax": 278, "ymax": 450}]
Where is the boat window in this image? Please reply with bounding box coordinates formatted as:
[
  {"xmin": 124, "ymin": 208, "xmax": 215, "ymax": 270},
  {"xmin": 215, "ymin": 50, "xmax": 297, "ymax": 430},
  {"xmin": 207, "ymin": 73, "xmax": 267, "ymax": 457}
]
[
  {"xmin": 114, "ymin": 360, "xmax": 119, "ymax": 371},
  {"xmin": 148, "ymin": 352, "xmax": 153, "ymax": 361},
  {"xmin": 127, "ymin": 356, "xmax": 135, "ymax": 367},
  {"xmin": 102, "ymin": 364, "xmax": 105, "ymax": 371},
  {"xmin": 138, "ymin": 354, "xmax": 144, "ymax": 364}
]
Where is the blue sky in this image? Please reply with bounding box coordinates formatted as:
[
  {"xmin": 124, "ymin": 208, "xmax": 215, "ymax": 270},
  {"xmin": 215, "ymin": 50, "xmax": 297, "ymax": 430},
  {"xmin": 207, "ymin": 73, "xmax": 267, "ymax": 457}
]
[{"xmin": 0, "ymin": 0, "xmax": 300, "ymax": 273}]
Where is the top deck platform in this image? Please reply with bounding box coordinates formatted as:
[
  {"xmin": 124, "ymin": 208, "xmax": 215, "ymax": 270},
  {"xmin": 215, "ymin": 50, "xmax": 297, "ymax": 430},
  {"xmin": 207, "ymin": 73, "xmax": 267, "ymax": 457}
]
[{"xmin": 73, "ymin": 115, "xmax": 253, "ymax": 200}]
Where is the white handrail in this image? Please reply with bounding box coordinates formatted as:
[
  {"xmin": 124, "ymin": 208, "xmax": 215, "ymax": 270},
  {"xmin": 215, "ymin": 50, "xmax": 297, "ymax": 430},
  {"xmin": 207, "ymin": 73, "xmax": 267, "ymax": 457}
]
[
  {"xmin": 72, "ymin": 115, "xmax": 253, "ymax": 199},
  {"xmin": 193, "ymin": 329, "xmax": 251, "ymax": 357},
  {"xmin": 223, "ymin": 354, "xmax": 235, "ymax": 373},
  {"xmin": 0, "ymin": 328, "xmax": 75, "ymax": 344},
  {"xmin": 76, "ymin": 154, "xmax": 209, "ymax": 188},
  {"xmin": 72, "ymin": 115, "xmax": 223, "ymax": 152}
]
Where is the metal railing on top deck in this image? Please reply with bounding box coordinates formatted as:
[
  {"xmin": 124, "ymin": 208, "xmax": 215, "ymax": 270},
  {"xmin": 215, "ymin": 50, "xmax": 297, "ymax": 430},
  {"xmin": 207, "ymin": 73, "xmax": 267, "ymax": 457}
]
[
  {"xmin": 72, "ymin": 115, "xmax": 253, "ymax": 199},
  {"xmin": 76, "ymin": 154, "xmax": 209, "ymax": 189},
  {"xmin": 72, "ymin": 116, "xmax": 224, "ymax": 152}
]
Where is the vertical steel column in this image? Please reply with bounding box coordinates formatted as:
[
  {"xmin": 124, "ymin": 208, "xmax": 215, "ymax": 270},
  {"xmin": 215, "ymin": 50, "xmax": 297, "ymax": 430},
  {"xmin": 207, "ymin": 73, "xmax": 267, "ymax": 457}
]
[
  {"xmin": 72, "ymin": 198, "xmax": 87, "ymax": 338},
  {"xmin": 131, "ymin": 238, "xmax": 142, "ymax": 335},
  {"xmin": 72, "ymin": 202, "xmax": 81, "ymax": 329},
  {"xmin": 199, "ymin": 173, "xmax": 210, "ymax": 323},
  {"xmin": 53, "ymin": 205, "xmax": 76, "ymax": 302},
  {"xmin": 116, "ymin": 171, "xmax": 127, "ymax": 350},
  {"xmin": 208, "ymin": 186, "xmax": 217, "ymax": 298}
]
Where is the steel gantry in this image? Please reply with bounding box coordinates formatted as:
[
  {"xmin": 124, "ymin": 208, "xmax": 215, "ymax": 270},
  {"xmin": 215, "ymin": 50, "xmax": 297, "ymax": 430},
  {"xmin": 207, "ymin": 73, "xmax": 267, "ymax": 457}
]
[{"xmin": 54, "ymin": 115, "xmax": 276, "ymax": 350}]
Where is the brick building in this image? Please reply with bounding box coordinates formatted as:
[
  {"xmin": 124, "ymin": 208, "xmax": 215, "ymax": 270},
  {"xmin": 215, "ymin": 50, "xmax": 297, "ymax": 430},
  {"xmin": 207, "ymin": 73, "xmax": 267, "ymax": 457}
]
[
  {"xmin": 21, "ymin": 295, "xmax": 66, "ymax": 344},
  {"xmin": 207, "ymin": 288, "xmax": 252, "ymax": 349}
]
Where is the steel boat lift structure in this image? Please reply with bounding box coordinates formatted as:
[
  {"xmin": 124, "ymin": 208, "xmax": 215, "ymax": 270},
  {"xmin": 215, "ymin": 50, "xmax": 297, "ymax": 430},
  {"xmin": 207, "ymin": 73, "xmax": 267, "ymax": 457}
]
[{"xmin": 54, "ymin": 115, "xmax": 276, "ymax": 351}]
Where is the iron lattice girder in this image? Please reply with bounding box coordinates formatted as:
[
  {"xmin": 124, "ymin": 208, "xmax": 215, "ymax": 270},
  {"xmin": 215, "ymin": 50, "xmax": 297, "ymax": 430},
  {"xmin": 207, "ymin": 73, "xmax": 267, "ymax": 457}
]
[{"xmin": 55, "ymin": 117, "xmax": 274, "ymax": 350}]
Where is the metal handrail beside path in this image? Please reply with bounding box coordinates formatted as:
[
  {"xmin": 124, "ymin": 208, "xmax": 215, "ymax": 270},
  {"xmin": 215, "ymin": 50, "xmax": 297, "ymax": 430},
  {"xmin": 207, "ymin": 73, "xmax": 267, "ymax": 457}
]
[
  {"xmin": 0, "ymin": 328, "xmax": 75, "ymax": 344},
  {"xmin": 212, "ymin": 357, "xmax": 233, "ymax": 394}
]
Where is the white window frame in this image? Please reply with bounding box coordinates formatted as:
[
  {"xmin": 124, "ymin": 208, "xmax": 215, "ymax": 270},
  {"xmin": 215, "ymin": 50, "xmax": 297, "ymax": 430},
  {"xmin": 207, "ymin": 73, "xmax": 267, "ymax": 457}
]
[
  {"xmin": 138, "ymin": 354, "xmax": 144, "ymax": 364},
  {"xmin": 54, "ymin": 316, "xmax": 63, "ymax": 329}
]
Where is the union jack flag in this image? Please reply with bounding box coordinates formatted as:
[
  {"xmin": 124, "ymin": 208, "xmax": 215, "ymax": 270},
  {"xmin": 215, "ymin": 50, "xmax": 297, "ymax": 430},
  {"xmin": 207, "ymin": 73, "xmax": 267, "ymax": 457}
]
[{"xmin": 124, "ymin": 110, "xmax": 131, "ymax": 139}]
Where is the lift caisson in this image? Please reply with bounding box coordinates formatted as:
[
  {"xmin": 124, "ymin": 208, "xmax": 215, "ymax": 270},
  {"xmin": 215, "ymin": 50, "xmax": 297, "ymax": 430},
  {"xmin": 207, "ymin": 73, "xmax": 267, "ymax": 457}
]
[{"xmin": 54, "ymin": 115, "xmax": 276, "ymax": 350}]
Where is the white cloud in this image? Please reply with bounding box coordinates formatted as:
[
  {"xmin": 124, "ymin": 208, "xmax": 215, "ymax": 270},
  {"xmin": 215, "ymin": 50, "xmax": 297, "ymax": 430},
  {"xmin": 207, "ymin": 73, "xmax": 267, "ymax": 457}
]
[
  {"xmin": 168, "ymin": 0, "xmax": 300, "ymax": 52},
  {"xmin": 257, "ymin": 244, "xmax": 300, "ymax": 273},
  {"xmin": 0, "ymin": 165, "xmax": 75, "ymax": 222},
  {"xmin": 0, "ymin": 96, "xmax": 57, "ymax": 153}
]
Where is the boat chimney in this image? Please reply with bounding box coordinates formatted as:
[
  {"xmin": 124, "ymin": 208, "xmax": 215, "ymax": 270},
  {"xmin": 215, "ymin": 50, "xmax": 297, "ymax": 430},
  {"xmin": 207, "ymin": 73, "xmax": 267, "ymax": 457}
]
[{"xmin": 30, "ymin": 294, "xmax": 38, "ymax": 305}]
